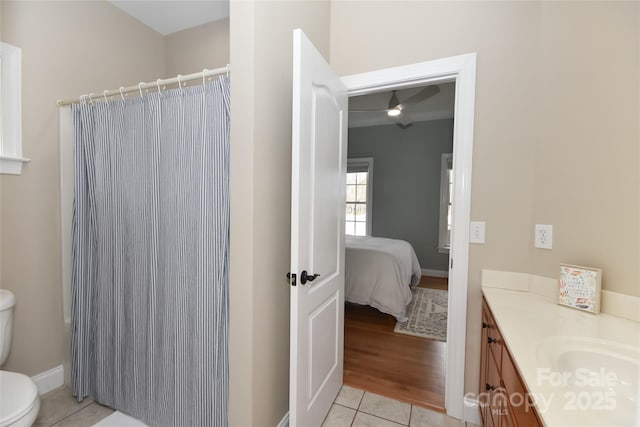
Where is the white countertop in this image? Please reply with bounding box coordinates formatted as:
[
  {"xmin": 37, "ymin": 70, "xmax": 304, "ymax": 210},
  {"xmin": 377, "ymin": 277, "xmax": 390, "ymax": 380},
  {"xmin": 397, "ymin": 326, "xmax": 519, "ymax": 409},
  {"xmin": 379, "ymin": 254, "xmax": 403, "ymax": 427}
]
[{"xmin": 482, "ymin": 286, "xmax": 640, "ymax": 427}]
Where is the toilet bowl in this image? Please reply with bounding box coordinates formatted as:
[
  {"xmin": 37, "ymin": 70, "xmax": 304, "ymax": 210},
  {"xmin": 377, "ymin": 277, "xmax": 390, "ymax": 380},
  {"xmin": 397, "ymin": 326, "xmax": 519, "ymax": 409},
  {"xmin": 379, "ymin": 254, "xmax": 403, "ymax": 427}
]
[
  {"xmin": 0, "ymin": 290, "xmax": 41, "ymax": 427},
  {"xmin": 0, "ymin": 371, "xmax": 40, "ymax": 427}
]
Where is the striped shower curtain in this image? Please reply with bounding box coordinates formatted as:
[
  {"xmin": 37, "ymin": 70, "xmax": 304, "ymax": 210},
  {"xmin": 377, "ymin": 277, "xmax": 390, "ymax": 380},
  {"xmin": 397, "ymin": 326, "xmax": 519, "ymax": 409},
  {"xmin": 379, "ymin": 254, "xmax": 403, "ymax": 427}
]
[{"xmin": 71, "ymin": 78, "xmax": 230, "ymax": 426}]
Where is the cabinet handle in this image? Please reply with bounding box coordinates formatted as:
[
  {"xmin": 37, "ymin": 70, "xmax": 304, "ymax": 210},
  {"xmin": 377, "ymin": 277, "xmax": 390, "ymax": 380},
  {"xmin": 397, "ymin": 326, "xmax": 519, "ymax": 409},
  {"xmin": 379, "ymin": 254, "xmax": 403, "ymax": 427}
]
[
  {"xmin": 482, "ymin": 322, "xmax": 489, "ymax": 329},
  {"xmin": 486, "ymin": 383, "xmax": 496, "ymax": 391},
  {"xmin": 488, "ymin": 337, "xmax": 497, "ymax": 344}
]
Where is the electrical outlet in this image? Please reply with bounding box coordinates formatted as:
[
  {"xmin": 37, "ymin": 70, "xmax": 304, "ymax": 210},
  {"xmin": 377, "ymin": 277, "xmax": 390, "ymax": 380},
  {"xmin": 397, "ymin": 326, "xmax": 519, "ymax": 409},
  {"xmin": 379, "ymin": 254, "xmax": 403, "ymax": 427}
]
[
  {"xmin": 469, "ymin": 221, "xmax": 486, "ymax": 244},
  {"xmin": 535, "ymin": 224, "xmax": 553, "ymax": 249}
]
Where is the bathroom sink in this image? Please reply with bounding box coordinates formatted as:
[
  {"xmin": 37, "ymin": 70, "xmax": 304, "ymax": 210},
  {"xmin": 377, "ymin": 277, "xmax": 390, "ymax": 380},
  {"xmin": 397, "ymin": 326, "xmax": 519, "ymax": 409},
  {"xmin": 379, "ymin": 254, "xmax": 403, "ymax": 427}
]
[{"xmin": 536, "ymin": 337, "xmax": 640, "ymax": 426}]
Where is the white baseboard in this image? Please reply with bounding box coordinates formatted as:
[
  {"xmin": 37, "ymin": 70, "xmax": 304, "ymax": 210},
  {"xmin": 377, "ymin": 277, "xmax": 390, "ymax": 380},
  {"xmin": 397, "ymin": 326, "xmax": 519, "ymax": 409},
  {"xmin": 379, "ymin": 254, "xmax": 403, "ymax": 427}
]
[
  {"xmin": 421, "ymin": 268, "xmax": 449, "ymax": 278},
  {"xmin": 276, "ymin": 412, "xmax": 289, "ymax": 427},
  {"xmin": 463, "ymin": 396, "xmax": 481, "ymax": 425},
  {"xmin": 32, "ymin": 365, "xmax": 64, "ymax": 395}
]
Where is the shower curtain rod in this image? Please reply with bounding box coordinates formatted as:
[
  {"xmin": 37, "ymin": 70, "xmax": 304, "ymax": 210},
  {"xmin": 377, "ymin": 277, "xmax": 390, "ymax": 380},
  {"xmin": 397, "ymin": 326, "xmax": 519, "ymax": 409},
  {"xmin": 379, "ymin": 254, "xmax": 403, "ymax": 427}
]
[{"xmin": 56, "ymin": 65, "xmax": 230, "ymax": 107}]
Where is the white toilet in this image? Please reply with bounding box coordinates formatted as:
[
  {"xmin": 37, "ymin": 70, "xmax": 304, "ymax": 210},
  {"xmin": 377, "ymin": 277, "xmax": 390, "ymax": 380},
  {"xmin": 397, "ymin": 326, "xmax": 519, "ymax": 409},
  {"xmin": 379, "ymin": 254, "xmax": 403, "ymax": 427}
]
[{"xmin": 0, "ymin": 290, "xmax": 40, "ymax": 427}]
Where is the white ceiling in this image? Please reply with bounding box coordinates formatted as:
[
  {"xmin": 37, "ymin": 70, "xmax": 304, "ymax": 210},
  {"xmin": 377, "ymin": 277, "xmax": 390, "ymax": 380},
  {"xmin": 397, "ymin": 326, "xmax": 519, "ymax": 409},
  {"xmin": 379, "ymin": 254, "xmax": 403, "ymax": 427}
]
[
  {"xmin": 349, "ymin": 82, "xmax": 455, "ymax": 128},
  {"xmin": 108, "ymin": 0, "xmax": 229, "ymax": 35}
]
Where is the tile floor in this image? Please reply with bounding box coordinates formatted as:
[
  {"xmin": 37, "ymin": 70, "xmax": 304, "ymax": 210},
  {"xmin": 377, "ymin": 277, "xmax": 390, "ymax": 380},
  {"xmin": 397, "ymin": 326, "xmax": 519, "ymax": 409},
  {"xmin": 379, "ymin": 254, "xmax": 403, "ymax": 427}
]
[
  {"xmin": 323, "ymin": 385, "xmax": 481, "ymax": 427},
  {"xmin": 33, "ymin": 387, "xmax": 113, "ymax": 427},
  {"xmin": 35, "ymin": 384, "xmax": 481, "ymax": 427}
]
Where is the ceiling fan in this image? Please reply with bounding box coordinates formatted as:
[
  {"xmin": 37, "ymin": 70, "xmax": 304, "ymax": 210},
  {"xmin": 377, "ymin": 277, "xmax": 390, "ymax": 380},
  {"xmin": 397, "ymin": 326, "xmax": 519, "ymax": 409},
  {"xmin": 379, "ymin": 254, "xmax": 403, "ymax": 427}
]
[{"xmin": 351, "ymin": 85, "xmax": 440, "ymax": 128}]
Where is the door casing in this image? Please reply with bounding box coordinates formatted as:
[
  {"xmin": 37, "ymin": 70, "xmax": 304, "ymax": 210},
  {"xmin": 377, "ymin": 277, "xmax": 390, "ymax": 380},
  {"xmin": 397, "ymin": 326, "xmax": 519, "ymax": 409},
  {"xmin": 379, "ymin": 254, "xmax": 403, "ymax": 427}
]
[{"xmin": 340, "ymin": 53, "xmax": 477, "ymax": 422}]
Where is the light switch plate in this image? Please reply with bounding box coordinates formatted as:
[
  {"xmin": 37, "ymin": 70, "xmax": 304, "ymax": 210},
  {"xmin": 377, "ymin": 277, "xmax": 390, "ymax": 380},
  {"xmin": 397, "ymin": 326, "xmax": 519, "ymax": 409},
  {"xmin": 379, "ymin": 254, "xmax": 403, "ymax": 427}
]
[
  {"xmin": 469, "ymin": 221, "xmax": 486, "ymax": 244},
  {"xmin": 535, "ymin": 224, "xmax": 553, "ymax": 249}
]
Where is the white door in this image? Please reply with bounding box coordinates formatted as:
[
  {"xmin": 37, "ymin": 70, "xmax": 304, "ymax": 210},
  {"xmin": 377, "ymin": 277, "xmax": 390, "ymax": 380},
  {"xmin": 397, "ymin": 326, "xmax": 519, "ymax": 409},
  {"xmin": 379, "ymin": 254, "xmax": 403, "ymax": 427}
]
[{"xmin": 289, "ymin": 29, "xmax": 348, "ymax": 427}]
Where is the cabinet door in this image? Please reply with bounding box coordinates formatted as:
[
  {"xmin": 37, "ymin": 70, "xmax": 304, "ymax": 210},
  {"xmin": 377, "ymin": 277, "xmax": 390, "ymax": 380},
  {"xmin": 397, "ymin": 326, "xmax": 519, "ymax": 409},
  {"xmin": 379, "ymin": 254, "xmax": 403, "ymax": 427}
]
[
  {"xmin": 502, "ymin": 349, "xmax": 541, "ymax": 427},
  {"xmin": 499, "ymin": 400, "xmax": 516, "ymax": 427},
  {"xmin": 486, "ymin": 351, "xmax": 503, "ymax": 427},
  {"xmin": 481, "ymin": 296, "xmax": 542, "ymax": 427}
]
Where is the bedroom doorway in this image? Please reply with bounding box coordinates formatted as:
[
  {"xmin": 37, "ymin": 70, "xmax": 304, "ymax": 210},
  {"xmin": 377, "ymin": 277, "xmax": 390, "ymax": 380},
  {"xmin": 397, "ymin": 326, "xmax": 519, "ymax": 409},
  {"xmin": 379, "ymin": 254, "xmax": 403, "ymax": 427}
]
[
  {"xmin": 343, "ymin": 86, "xmax": 455, "ymax": 411},
  {"xmin": 342, "ymin": 83, "xmax": 454, "ymax": 411},
  {"xmin": 339, "ymin": 54, "xmax": 477, "ymax": 421}
]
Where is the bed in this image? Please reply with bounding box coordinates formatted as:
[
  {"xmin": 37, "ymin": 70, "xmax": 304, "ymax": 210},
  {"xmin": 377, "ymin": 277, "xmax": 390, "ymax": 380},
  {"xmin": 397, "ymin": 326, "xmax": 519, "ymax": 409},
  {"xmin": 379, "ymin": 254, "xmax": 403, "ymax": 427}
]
[{"xmin": 345, "ymin": 235, "xmax": 422, "ymax": 322}]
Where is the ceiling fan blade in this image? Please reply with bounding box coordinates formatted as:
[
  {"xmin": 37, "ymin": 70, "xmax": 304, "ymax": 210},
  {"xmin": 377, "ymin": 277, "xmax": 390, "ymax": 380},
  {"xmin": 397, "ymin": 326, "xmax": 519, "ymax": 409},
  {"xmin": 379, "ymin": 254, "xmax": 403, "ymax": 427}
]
[
  {"xmin": 398, "ymin": 85, "xmax": 440, "ymax": 109},
  {"xmin": 390, "ymin": 112, "xmax": 412, "ymax": 128},
  {"xmin": 350, "ymin": 109, "xmax": 388, "ymax": 113},
  {"xmin": 388, "ymin": 91, "xmax": 401, "ymax": 110}
]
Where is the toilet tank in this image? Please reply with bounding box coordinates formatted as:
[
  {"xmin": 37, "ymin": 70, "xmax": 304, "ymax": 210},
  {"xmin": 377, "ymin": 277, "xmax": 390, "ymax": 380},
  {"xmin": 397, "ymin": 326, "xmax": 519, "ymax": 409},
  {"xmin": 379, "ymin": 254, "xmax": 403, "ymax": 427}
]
[{"xmin": 0, "ymin": 289, "xmax": 16, "ymax": 366}]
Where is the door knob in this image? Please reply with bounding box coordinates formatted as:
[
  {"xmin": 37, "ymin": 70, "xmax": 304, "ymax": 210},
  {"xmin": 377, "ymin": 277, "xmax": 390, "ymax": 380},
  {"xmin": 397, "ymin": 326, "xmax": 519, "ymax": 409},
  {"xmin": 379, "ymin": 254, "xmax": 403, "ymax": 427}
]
[{"xmin": 300, "ymin": 270, "xmax": 320, "ymax": 285}]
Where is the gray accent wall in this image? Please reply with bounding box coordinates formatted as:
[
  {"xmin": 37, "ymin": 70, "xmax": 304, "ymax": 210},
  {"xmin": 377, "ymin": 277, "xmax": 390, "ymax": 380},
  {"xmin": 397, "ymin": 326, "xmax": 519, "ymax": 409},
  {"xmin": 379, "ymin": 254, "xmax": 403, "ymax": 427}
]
[{"xmin": 348, "ymin": 119, "xmax": 454, "ymax": 272}]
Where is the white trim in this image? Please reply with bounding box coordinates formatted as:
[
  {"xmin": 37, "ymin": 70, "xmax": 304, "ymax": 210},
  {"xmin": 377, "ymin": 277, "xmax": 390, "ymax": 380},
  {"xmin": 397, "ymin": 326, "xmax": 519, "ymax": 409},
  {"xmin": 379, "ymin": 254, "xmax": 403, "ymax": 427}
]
[
  {"xmin": 32, "ymin": 365, "xmax": 64, "ymax": 395},
  {"xmin": 463, "ymin": 396, "xmax": 482, "ymax": 425},
  {"xmin": 276, "ymin": 412, "xmax": 290, "ymax": 427},
  {"xmin": 346, "ymin": 157, "xmax": 373, "ymax": 236},
  {"xmin": 342, "ymin": 52, "xmax": 477, "ymax": 420},
  {"xmin": 602, "ymin": 290, "xmax": 640, "ymax": 323},
  {"xmin": 421, "ymin": 268, "xmax": 449, "ymax": 278},
  {"xmin": 0, "ymin": 155, "xmax": 30, "ymax": 174},
  {"xmin": 0, "ymin": 42, "xmax": 29, "ymax": 174},
  {"xmin": 59, "ymin": 107, "xmax": 74, "ymax": 325}
]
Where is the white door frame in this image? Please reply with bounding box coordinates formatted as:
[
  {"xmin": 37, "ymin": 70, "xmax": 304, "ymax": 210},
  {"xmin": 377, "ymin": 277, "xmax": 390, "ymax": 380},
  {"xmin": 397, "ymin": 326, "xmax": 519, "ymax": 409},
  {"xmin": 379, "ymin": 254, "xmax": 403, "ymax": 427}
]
[{"xmin": 340, "ymin": 53, "xmax": 477, "ymax": 421}]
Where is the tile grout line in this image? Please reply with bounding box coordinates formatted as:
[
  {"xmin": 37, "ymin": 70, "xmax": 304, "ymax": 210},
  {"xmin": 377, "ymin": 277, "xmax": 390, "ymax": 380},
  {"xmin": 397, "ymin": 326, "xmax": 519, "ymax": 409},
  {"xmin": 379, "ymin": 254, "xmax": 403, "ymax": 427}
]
[
  {"xmin": 409, "ymin": 404, "xmax": 414, "ymax": 426},
  {"xmin": 334, "ymin": 390, "xmax": 402, "ymax": 426},
  {"xmin": 49, "ymin": 402, "xmax": 95, "ymax": 427},
  {"xmin": 356, "ymin": 390, "xmax": 365, "ymax": 411},
  {"xmin": 357, "ymin": 392, "xmax": 412, "ymax": 426},
  {"xmin": 355, "ymin": 407, "xmax": 410, "ymax": 425},
  {"xmin": 40, "ymin": 386, "xmax": 95, "ymax": 427},
  {"xmin": 348, "ymin": 389, "xmax": 364, "ymax": 427},
  {"xmin": 333, "ymin": 402, "xmax": 356, "ymax": 411},
  {"xmin": 357, "ymin": 410, "xmax": 409, "ymax": 427},
  {"xmin": 348, "ymin": 390, "xmax": 365, "ymax": 427}
]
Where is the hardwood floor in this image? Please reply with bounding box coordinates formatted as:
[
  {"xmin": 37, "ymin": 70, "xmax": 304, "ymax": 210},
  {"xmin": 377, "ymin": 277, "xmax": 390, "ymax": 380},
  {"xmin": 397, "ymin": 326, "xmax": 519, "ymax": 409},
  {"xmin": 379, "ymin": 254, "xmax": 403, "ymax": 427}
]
[
  {"xmin": 418, "ymin": 275, "xmax": 448, "ymax": 291},
  {"xmin": 344, "ymin": 276, "xmax": 448, "ymax": 412}
]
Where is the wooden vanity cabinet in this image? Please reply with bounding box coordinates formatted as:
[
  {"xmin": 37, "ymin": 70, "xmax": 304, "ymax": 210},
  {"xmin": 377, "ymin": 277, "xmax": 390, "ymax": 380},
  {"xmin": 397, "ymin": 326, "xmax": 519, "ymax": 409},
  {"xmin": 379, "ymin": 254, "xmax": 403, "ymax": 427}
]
[{"xmin": 479, "ymin": 296, "xmax": 542, "ymax": 427}]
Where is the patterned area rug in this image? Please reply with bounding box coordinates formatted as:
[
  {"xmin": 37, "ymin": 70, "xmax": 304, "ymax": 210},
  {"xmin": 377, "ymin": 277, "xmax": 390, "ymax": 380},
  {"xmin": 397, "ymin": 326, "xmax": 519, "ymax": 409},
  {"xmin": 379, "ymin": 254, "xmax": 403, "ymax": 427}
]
[{"xmin": 394, "ymin": 287, "xmax": 448, "ymax": 341}]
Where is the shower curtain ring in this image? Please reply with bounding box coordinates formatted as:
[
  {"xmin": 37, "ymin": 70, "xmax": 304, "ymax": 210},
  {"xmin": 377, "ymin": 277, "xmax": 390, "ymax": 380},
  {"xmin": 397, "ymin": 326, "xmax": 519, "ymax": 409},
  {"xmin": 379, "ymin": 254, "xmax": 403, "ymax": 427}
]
[
  {"xmin": 87, "ymin": 93, "xmax": 95, "ymax": 104},
  {"xmin": 177, "ymin": 75, "xmax": 183, "ymax": 91},
  {"xmin": 202, "ymin": 69, "xmax": 208, "ymax": 85},
  {"xmin": 157, "ymin": 79, "xmax": 163, "ymax": 94},
  {"xmin": 138, "ymin": 82, "xmax": 145, "ymax": 98},
  {"xmin": 103, "ymin": 90, "xmax": 109, "ymax": 104},
  {"xmin": 119, "ymin": 87, "xmax": 125, "ymax": 101},
  {"xmin": 226, "ymin": 64, "xmax": 230, "ymax": 78}
]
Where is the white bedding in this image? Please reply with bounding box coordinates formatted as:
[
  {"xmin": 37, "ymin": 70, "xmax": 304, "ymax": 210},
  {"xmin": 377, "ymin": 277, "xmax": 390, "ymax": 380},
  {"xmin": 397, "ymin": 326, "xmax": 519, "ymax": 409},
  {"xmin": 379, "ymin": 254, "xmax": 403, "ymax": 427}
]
[{"xmin": 345, "ymin": 236, "xmax": 422, "ymax": 321}]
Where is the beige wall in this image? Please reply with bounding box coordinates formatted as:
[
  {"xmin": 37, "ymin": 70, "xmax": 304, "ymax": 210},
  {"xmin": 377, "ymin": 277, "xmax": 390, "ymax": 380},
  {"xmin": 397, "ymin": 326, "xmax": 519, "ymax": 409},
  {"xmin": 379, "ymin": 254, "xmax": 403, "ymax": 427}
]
[
  {"xmin": 228, "ymin": 1, "xmax": 330, "ymax": 425},
  {"xmin": 164, "ymin": 18, "xmax": 230, "ymax": 78},
  {"xmin": 330, "ymin": 0, "xmax": 639, "ymax": 397},
  {"xmin": 0, "ymin": 0, "xmax": 165, "ymax": 376},
  {"xmin": 532, "ymin": 2, "xmax": 639, "ymax": 297}
]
